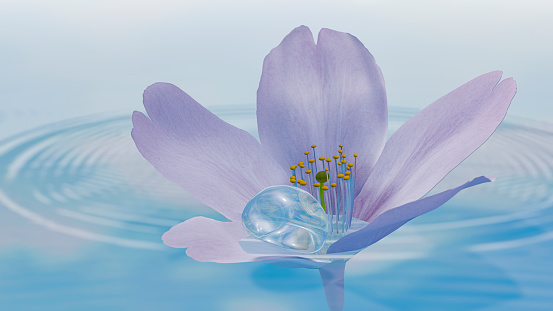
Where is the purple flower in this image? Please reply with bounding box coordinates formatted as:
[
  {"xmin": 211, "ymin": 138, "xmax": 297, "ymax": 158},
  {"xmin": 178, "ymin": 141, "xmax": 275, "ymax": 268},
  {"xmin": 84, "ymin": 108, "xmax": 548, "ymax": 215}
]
[{"xmin": 131, "ymin": 26, "xmax": 516, "ymax": 311}]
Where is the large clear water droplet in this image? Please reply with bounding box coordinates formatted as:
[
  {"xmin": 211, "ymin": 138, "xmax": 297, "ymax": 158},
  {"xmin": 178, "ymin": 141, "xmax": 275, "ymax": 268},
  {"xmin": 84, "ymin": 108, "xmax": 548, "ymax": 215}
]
[{"xmin": 241, "ymin": 186, "xmax": 328, "ymax": 253}]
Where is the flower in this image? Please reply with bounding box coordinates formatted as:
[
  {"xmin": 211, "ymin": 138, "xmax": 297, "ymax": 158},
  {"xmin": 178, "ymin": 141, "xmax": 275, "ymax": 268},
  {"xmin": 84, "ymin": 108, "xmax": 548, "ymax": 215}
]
[{"xmin": 131, "ymin": 26, "xmax": 516, "ymax": 311}]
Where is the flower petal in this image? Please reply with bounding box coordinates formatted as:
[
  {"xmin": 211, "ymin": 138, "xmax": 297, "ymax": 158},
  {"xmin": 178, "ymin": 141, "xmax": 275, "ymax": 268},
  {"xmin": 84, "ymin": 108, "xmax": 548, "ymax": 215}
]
[
  {"xmin": 328, "ymin": 176, "xmax": 494, "ymax": 254},
  {"xmin": 132, "ymin": 83, "xmax": 288, "ymax": 222},
  {"xmin": 355, "ymin": 71, "xmax": 516, "ymax": 220},
  {"xmin": 162, "ymin": 217, "xmax": 257, "ymax": 263},
  {"xmin": 257, "ymin": 26, "xmax": 387, "ymax": 193}
]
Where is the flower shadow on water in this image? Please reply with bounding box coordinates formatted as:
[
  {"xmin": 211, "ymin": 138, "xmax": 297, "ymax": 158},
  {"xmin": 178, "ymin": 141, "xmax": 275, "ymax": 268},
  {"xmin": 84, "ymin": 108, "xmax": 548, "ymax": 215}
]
[
  {"xmin": 251, "ymin": 264, "xmax": 320, "ymax": 292},
  {"xmin": 347, "ymin": 251, "xmax": 521, "ymax": 310}
]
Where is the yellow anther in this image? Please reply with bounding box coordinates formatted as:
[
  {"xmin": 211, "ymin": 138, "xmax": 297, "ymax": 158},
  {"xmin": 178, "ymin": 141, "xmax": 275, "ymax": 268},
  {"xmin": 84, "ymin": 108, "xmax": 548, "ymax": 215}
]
[
  {"xmin": 313, "ymin": 183, "xmax": 320, "ymax": 187},
  {"xmin": 322, "ymin": 186, "xmax": 329, "ymax": 191},
  {"xmin": 339, "ymin": 144, "xmax": 343, "ymax": 148},
  {"xmin": 348, "ymin": 163, "xmax": 354, "ymax": 167},
  {"xmin": 290, "ymin": 165, "xmax": 297, "ymax": 170},
  {"xmin": 344, "ymin": 176, "xmax": 350, "ymax": 180},
  {"xmin": 333, "ymin": 155, "xmax": 339, "ymax": 159},
  {"xmin": 311, "ymin": 144, "xmax": 317, "ymax": 148},
  {"xmin": 305, "ymin": 170, "xmax": 312, "ymax": 174},
  {"xmin": 342, "ymin": 159, "xmax": 347, "ymax": 164},
  {"xmin": 308, "ymin": 159, "xmax": 315, "ymax": 163},
  {"xmin": 354, "ymin": 154, "xmax": 358, "ymax": 157},
  {"xmin": 338, "ymin": 150, "xmax": 343, "ymax": 153},
  {"xmin": 299, "ymin": 180, "xmax": 307, "ymax": 186},
  {"xmin": 326, "ymin": 158, "xmax": 331, "ymax": 162},
  {"xmin": 337, "ymin": 174, "xmax": 344, "ymax": 178},
  {"xmin": 337, "ymin": 162, "xmax": 342, "ymax": 165},
  {"xmin": 304, "ymin": 151, "xmax": 309, "ymax": 155},
  {"xmin": 345, "ymin": 171, "xmax": 351, "ymax": 175},
  {"xmin": 325, "ymin": 168, "xmax": 329, "ymax": 171},
  {"xmin": 331, "ymin": 183, "xmax": 337, "ymax": 187},
  {"xmin": 342, "ymin": 154, "xmax": 346, "ymax": 158},
  {"xmin": 318, "ymin": 156, "xmax": 325, "ymax": 161},
  {"xmin": 290, "ymin": 180, "xmax": 295, "ymax": 184},
  {"xmin": 298, "ymin": 162, "xmax": 305, "ymax": 168}
]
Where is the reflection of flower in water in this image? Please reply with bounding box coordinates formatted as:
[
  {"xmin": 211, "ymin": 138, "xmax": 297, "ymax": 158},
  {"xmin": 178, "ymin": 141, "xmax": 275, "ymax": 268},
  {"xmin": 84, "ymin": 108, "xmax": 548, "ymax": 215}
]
[{"xmin": 131, "ymin": 26, "xmax": 516, "ymax": 311}]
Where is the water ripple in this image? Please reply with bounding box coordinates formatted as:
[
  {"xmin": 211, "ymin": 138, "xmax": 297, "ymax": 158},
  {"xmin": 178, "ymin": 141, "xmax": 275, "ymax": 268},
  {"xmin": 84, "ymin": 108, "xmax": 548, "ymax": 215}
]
[{"xmin": 0, "ymin": 108, "xmax": 552, "ymax": 255}]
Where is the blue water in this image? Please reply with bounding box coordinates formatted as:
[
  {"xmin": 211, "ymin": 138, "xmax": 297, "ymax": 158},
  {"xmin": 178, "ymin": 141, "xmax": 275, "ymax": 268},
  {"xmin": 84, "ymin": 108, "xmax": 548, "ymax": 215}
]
[{"xmin": 0, "ymin": 107, "xmax": 552, "ymax": 310}]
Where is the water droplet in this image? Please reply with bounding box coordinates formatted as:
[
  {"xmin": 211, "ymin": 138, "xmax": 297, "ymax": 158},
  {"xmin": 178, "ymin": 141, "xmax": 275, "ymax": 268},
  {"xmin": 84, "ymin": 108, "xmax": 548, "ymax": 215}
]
[{"xmin": 241, "ymin": 186, "xmax": 328, "ymax": 253}]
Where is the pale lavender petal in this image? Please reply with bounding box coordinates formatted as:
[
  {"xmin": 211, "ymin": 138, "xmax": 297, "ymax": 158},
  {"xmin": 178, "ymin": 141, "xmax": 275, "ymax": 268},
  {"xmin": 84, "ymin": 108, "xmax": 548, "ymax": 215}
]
[
  {"xmin": 257, "ymin": 26, "xmax": 387, "ymax": 192},
  {"xmin": 132, "ymin": 83, "xmax": 288, "ymax": 222},
  {"xmin": 355, "ymin": 71, "xmax": 516, "ymax": 220},
  {"xmin": 319, "ymin": 262, "xmax": 347, "ymax": 311},
  {"xmin": 328, "ymin": 176, "xmax": 493, "ymax": 254},
  {"xmin": 162, "ymin": 217, "xmax": 257, "ymax": 263}
]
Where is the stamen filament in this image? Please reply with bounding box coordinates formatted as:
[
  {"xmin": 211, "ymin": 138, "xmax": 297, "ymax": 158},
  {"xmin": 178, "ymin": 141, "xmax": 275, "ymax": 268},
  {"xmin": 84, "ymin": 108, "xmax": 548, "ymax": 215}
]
[
  {"xmin": 331, "ymin": 182, "xmax": 338, "ymax": 235},
  {"xmin": 311, "ymin": 145, "xmax": 318, "ymax": 173}
]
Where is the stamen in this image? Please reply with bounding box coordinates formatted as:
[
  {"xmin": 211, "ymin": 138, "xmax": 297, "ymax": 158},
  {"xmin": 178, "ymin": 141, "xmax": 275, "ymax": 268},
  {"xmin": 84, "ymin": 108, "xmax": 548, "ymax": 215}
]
[
  {"xmin": 343, "ymin": 175, "xmax": 351, "ymax": 228},
  {"xmin": 324, "ymin": 185, "xmax": 333, "ymax": 233},
  {"xmin": 290, "ymin": 165, "xmax": 297, "ymax": 187},
  {"xmin": 325, "ymin": 158, "xmax": 332, "ymax": 181},
  {"xmin": 289, "ymin": 144, "xmax": 358, "ymax": 235},
  {"xmin": 311, "ymin": 145, "xmax": 318, "ymax": 172},
  {"xmin": 354, "ymin": 154, "xmax": 358, "ymax": 197},
  {"xmin": 330, "ymin": 182, "xmax": 338, "ymax": 234}
]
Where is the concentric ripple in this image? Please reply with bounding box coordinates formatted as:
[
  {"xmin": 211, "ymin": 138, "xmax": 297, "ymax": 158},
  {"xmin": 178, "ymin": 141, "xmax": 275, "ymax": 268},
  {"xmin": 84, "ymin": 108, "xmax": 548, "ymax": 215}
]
[{"xmin": 1, "ymin": 107, "xmax": 552, "ymax": 255}]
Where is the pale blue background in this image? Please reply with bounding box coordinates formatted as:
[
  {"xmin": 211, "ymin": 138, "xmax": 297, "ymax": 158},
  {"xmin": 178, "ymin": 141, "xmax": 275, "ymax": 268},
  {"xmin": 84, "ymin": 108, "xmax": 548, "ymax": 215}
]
[
  {"xmin": 1, "ymin": 0, "xmax": 552, "ymax": 138},
  {"xmin": 1, "ymin": 1, "xmax": 552, "ymax": 310}
]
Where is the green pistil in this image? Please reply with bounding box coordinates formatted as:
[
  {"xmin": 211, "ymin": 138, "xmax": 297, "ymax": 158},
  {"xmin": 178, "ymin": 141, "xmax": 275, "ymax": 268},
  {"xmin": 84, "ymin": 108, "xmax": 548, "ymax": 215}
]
[
  {"xmin": 316, "ymin": 171, "xmax": 328, "ymax": 212},
  {"xmin": 319, "ymin": 185, "xmax": 325, "ymax": 212}
]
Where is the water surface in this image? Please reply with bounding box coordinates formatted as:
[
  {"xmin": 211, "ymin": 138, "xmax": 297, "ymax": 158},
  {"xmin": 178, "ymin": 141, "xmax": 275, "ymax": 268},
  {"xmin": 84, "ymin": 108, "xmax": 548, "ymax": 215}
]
[{"xmin": 1, "ymin": 107, "xmax": 552, "ymax": 310}]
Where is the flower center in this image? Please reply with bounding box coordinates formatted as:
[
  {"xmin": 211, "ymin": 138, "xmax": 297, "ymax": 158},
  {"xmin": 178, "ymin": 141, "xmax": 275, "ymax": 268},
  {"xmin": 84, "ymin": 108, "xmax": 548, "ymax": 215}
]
[{"xmin": 289, "ymin": 144, "xmax": 358, "ymax": 235}]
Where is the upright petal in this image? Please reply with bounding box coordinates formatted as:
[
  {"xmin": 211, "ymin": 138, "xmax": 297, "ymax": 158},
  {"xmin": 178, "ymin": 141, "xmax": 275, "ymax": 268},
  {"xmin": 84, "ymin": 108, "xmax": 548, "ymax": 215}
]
[
  {"xmin": 132, "ymin": 83, "xmax": 288, "ymax": 222},
  {"xmin": 162, "ymin": 217, "xmax": 257, "ymax": 263},
  {"xmin": 328, "ymin": 176, "xmax": 494, "ymax": 254},
  {"xmin": 257, "ymin": 26, "xmax": 387, "ymax": 193},
  {"xmin": 355, "ymin": 71, "xmax": 516, "ymax": 220}
]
